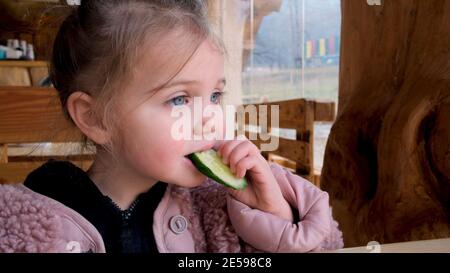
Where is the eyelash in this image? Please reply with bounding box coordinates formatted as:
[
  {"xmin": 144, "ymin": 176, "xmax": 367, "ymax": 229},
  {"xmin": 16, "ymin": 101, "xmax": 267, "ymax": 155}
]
[
  {"xmin": 167, "ymin": 91, "xmax": 224, "ymax": 106},
  {"xmin": 168, "ymin": 95, "xmax": 189, "ymax": 106},
  {"xmin": 210, "ymin": 91, "xmax": 224, "ymax": 104}
]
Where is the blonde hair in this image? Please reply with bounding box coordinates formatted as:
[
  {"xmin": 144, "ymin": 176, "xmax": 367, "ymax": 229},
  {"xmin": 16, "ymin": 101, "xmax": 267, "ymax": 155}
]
[{"xmin": 50, "ymin": 0, "xmax": 223, "ymax": 157}]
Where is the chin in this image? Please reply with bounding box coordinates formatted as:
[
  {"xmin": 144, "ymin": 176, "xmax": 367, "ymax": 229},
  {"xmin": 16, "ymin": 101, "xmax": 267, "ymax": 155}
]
[
  {"xmin": 169, "ymin": 172, "xmax": 206, "ymax": 188},
  {"xmin": 183, "ymin": 175, "xmax": 206, "ymax": 188}
]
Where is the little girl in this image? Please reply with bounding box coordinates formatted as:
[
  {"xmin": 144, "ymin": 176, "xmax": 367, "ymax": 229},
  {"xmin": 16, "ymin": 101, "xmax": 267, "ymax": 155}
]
[{"xmin": 0, "ymin": 0, "xmax": 343, "ymax": 253}]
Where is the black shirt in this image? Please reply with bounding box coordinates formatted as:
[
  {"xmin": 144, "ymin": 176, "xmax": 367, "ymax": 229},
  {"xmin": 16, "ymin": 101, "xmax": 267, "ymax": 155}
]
[{"xmin": 23, "ymin": 160, "xmax": 167, "ymax": 253}]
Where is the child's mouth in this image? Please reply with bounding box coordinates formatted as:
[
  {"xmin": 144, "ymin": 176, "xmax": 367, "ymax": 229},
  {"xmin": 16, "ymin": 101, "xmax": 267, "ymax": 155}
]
[
  {"xmin": 184, "ymin": 155, "xmax": 198, "ymax": 171},
  {"xmin": 185, "ymin": 142, "xmax": 217, "ymax": 158}
]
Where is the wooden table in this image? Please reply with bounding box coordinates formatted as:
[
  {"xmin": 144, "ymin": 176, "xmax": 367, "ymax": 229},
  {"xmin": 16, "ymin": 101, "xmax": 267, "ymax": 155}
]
[{"xmin": 327, "ymin": 238, "xmax": 450, "ymax": 253}]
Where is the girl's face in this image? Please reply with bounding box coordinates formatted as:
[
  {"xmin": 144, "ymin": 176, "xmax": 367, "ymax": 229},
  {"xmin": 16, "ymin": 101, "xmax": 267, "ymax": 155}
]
[{"xmin": 113, "ymin": 39, "xmax": 226, "ymax": 188}]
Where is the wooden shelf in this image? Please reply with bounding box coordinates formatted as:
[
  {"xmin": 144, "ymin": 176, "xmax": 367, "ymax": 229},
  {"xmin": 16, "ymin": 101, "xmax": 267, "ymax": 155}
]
[
  {"xmin": 0, "ymin": 60, "xmax": 48, "ymax": 67},
  {"xmin": 0, "ymin": 61, "xmax": 49, "ymax": 86}
]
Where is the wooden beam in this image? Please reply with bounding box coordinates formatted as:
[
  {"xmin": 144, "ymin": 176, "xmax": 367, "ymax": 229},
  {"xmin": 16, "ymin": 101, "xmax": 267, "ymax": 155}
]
[
  {"xmin": 241, "ymin": 99, "xmax": 319, "ymax": 132},
  {"xmin": 314, "ymin": 101, "xmax": 336, "ymax": 122},
  {"xmin": 0, "ymin": 87, "xmax": 83, "ymax": 143},
  {"xmin": 0, "ymin": 61, "xmax": 48, "ymax": 67},
  {"xmin": 327, "ymin": 238, "xmax": 450, "ymax": 253},
  {"xmin": 0, "ymin": 160, "xmax": 93, "ymax": 184},
  {"xmin": 0, "ymin": 144, "xmax": 7, "ymax": 164}
]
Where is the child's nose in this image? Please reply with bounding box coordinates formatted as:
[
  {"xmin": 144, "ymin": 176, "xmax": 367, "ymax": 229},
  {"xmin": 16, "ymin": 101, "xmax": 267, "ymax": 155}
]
[
  {"xmin": 193, "ymin": 114, "xmax": 215, "ymax": 137},
  {"xmin": 193, "ymin": 100, "xmax": 222, "ymax": 137}
]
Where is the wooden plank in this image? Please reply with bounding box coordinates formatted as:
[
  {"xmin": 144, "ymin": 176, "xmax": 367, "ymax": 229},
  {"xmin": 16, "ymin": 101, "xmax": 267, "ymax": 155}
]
[
  {"xmin": 0, "ymin": 160, "xmax": 93, "ymax": 184},
  {"xmin": 305, "ymin": 100, "xmax": 315, "ymax": 176},
  {"xmin": 241, "ymin": 99, "xmax": 315, "ymax": 131},
  {"xmin": 8, "ymin": 154, "xmax": 94, "ymax": 163},
  {"xmin": 314, "ymin": 101, "xmax": 336, "ymax": 122},
  {"xmin": 237, "ymin": 99, "xmax": 316, "ymax": 179},
  {"xmin": 327, "ymin": 238, "xmax": 450, "ymax": 253},
  {"xmin": 247, "ymin": 136, "xmax": 311, "ymax": 172},
  {"xmin": 0, "ymin": 67, "xmax": 31, "ymax": 86},
  {"xmin": 267, "ymin": 153, "xmax": 316, "ymax": 183},
  {"xmin": 0, "ymin": 61, "xmax": 48, "ymax": 67},
  {"xmin": 235, "ymin": 104, "xmax": 271, "ymax": 132},
  {"xmin": 0, "ymin": 87, "xmax": 83, "ymax": 143},
  {"xmin": 313, "ymin": 174, "xmax": 321, "ymax": 188},
  {"xmin": 7, "ymin": 142, "xmax": 94, "ymax": 157},
  {"xmin": 29, "ymin": 66, "xmax": 49, "ymax": 86},
  {"xmin": 0, "ymin": 144, "xmax": 7, "ymax": 163},
  {"xmin": 275, "ymin": 138, "xmax": 311, "ymax": 168},
  {"xmin": 268, "ymin": 153, "xmax": 296, "ymax": 172}
]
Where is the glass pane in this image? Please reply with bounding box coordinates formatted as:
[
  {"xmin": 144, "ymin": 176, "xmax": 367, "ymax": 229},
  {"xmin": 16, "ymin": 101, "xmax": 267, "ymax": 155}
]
[
  {"xmin": 243, "ymin": 0, "xmax": 303, "ymax": 103},
  {"xmin": 242, "ymin": 0, "xmax": 341, "ymax": 104},
  {"xmin": 303, "ymin": 0, "xmax": 341, "ymax": 102}
]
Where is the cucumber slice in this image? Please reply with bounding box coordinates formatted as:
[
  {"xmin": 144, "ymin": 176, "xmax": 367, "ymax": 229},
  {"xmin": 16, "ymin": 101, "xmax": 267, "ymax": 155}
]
[{"xmin": 188, "ymin": 149, "xmax": 248, "ymax": 190}]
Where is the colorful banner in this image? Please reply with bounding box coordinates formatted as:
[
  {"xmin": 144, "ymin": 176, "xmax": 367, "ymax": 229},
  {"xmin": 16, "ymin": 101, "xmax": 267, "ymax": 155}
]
[
  {"xmin": 305, "ymin": 36, "xmax": 340, "ymax": 59},
  {"xmin": 306, "ymin": 41, "xmax": 312, "ymax": 58},
  {"xmin": 319, "ymin": 38, "xmax": 326, "ymax": 56}
]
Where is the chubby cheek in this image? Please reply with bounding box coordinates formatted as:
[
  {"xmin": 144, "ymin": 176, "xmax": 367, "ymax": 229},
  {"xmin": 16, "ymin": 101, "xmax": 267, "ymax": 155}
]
[
  {"xmin": 118, "ymin": 108, "xmax": 204, "ymax": 186},
  {"xmin": 121, "ymin": 114, "xmax": 184, "ymax": 173}
]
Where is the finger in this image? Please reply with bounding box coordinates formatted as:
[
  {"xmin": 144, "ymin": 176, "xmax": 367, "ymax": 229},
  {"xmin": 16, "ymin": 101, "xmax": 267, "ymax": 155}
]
[
  {"xmin": 217, "ymin": 139, "xmax": 232, "ymax": 156},
  {"xmin": 236, "ymin": 134, "xmax": 248, "ymax": 141},
  {"xmin": 226, "ymin": 187, "xmax": 240, "ymax": 197},
  {"xmin": 228, "ymin": 141, "xmax": 253, "ymax": 174},
  {"xmin": 235, "ymin": 155, "xmax": 256, "ymax": 178},
  {"xmin": 213, "ymin": 139, "xmax": 224, "ymax": 151},
  {"xmin": 226, "ymin": 186, "xmax": 247, "ymax": 202},
  {"xmin": 219, "ymin": 140, "xmax": 244, "ymax": 165}
]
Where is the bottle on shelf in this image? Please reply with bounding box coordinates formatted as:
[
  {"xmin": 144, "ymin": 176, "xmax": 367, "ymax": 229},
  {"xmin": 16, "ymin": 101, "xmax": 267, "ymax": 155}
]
[
  {"xmin": 7, "ymin": 39, "xmax": 14, "ymax": 48},
  {"xmin": 20, "ymin": 40, "xmax": 28, "ymax": 58},
  {"xmin": 0, "ymin": 46, "xmax": 7, "ymax": 60},
  {"xmin": 11, "ymin": 39, "xmax": 20, "ymax": 50},
  {"xmin": 1, "ymin": 39, "xmax": 35, "ymax": 60},
  {"xmin": 26, "ymin": 44, "xmax": 35, "ymax": 60}
]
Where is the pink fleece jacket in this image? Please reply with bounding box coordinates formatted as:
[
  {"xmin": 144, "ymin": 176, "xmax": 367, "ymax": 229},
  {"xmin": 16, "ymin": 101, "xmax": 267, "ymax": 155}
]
[{"xmin": 0, "ymin": 163, "xmax": 343, "ymax": 253}]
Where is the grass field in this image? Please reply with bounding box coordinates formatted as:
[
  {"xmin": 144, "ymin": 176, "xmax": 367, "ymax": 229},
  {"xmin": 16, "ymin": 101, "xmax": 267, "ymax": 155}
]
[{"xmin": 242, "ymin": 65, "xmax": 339, "ymax": 103}]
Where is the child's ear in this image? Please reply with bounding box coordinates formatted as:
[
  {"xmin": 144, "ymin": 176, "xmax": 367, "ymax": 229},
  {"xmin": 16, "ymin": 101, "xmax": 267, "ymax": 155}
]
[{"xmin": 66, "ymin": 91, "xmax": 110, "ymax": 145}]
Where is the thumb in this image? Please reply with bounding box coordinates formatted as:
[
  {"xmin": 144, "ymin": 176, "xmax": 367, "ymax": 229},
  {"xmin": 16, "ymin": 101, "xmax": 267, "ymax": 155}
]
[
  {"xmin": 226, "ymin": 187, "xmax": 240, "ymax": 198},
  {"xmin": 213, "ymin": 140, "xmax": 224, "ymax": 151}
]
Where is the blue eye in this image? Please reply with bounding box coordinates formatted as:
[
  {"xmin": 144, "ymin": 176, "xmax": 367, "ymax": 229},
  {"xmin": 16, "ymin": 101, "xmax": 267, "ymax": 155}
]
[
  {"xmin": 210, "ymin": 91, "xmax": 223, "ymax": 104},
  {"xmin": 169, "ymin": 95, "xmax": 189, "ymax": 106}
]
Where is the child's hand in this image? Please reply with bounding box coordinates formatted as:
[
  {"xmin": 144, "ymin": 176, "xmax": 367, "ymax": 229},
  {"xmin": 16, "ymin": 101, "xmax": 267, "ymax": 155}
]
[{"xmin": 216, "ymin": 136, "xmax": 294, "ymax": 222}]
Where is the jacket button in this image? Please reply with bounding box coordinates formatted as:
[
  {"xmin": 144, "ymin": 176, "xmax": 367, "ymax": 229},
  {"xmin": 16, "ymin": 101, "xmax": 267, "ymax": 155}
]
[{"xmin": 169, "ymin": 215, "xmax": 188, "ymax": 234}]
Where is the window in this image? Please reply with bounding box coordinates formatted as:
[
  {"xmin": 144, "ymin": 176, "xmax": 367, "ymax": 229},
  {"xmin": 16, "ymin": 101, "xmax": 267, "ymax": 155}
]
[
  {"xmin": 242, "ymin": 0, "xmax": 341, "ymax": 104},
  {"xmin": 213, "ymin": 0, "xmax": 342, "ymax": 178}
]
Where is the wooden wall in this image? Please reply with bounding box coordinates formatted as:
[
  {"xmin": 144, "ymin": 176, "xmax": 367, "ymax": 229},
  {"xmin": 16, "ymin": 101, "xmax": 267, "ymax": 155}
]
[{"xmin": 321, "ymin": 0, "xmax": 450, "ymax": 247}]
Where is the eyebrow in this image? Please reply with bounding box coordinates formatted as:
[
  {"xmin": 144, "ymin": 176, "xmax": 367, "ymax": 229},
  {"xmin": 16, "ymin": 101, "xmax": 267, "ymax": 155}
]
[{"xmin": 162, "ymin": 78, "xmax": 227, "ymax": 90}]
